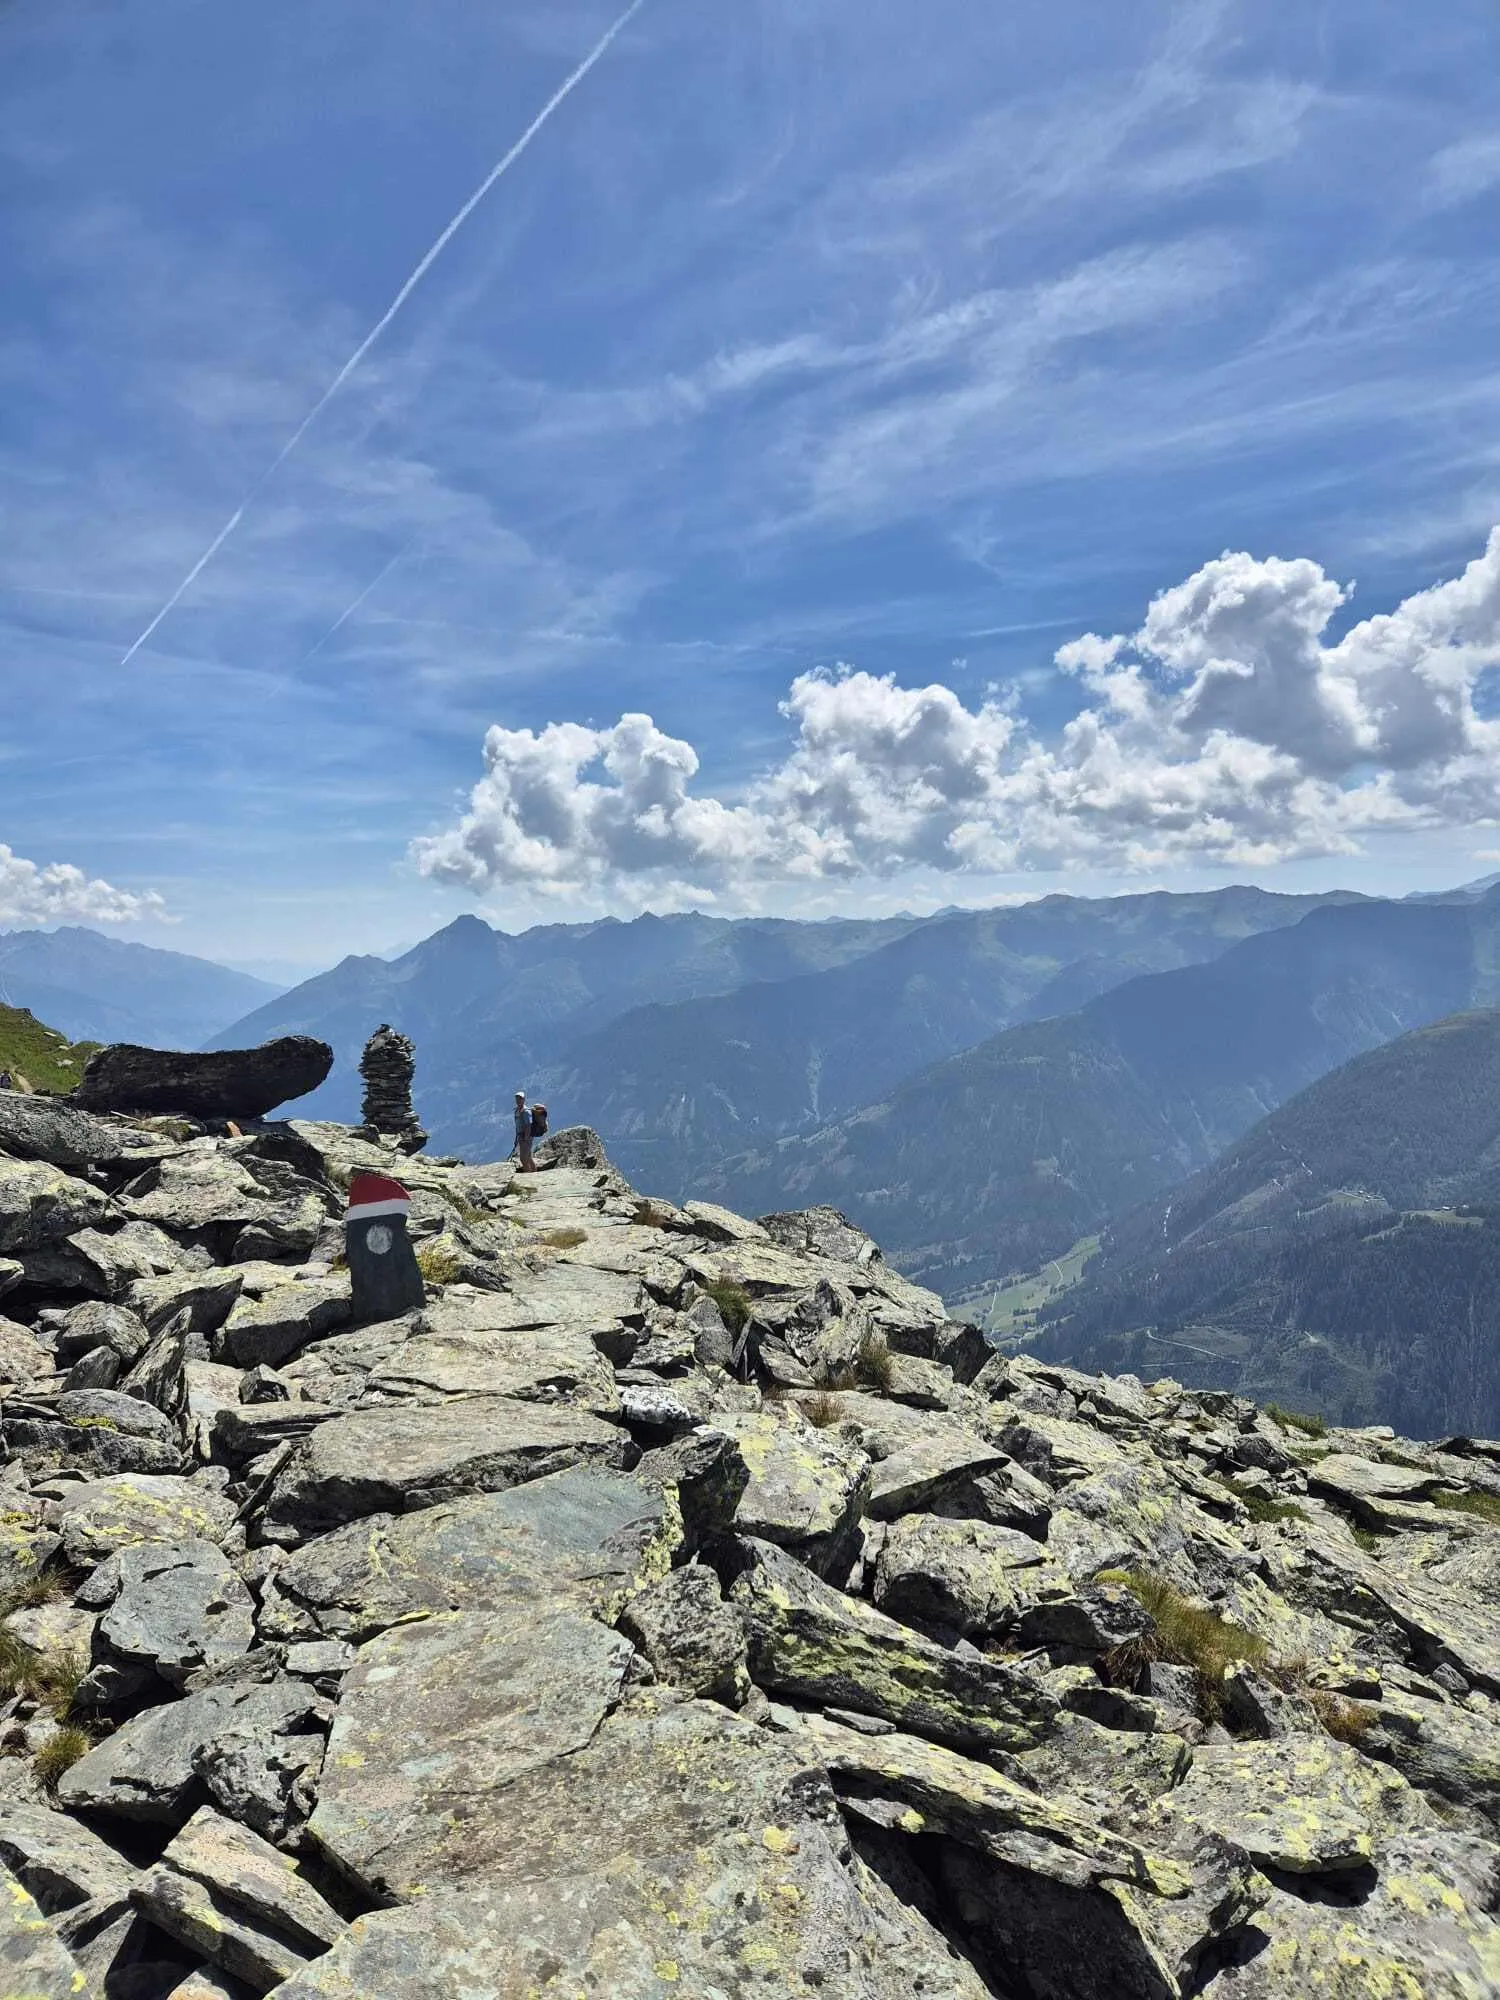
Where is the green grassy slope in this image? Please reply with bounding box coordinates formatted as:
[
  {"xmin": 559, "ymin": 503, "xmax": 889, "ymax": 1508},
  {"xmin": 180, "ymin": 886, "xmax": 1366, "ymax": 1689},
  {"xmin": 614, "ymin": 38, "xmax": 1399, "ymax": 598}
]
[{"xmin": 0, "ymin": 1005, "xmax": 98, "ymax": 1095}]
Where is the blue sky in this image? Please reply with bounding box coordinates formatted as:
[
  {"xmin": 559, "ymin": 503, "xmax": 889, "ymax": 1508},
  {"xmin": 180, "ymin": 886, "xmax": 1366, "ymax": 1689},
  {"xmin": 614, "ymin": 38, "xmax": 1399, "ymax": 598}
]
[{"xmin": 3, "ymin": 0, "xmax": 1500, "ymax": 970}]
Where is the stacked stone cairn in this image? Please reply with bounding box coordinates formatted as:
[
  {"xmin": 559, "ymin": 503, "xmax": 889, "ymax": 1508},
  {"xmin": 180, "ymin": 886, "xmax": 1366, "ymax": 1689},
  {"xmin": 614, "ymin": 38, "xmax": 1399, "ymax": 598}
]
[
  {"xmin": 0, "ymin": 1086, "xmax": 1498, "ymax": 1994},
  {"xmin": 356, "ymin": 1025, "xmax": 426, "ymax": 1156}
]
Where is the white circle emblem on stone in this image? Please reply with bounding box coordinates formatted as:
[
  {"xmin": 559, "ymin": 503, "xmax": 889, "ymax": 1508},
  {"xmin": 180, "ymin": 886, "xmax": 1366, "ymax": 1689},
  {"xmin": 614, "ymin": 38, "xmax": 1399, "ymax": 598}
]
[{"xmin": 366, "ymin": 1224, "xmax": 393, "ymax": 1256}]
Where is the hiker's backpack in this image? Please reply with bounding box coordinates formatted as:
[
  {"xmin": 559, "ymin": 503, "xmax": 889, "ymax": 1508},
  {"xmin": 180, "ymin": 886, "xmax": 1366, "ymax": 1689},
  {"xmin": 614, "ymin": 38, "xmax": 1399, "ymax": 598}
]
[{"xmin": 530, "ymin": 1104, "xmax": 549, "ymax": 1138}]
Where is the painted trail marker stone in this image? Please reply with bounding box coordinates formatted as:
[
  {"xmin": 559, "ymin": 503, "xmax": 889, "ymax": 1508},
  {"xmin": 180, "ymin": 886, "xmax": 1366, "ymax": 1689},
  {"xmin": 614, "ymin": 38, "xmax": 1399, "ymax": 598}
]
[{"xmin": 345, "ymin": 1171, "xmax": 425, "ymax": 1325}]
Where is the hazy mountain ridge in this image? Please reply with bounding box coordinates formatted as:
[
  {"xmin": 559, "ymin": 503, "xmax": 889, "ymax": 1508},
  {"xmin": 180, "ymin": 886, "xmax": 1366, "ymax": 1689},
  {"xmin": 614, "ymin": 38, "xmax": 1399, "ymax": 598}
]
[
  {"xmin": 707, "ymin": 889, "xmax": 1500, "ymax": 1298},
  {"xmin": 538, "ymin": 886, "xmax": 1361, "ymax": 1197},
  {"xmin": 0, "ymin": 927, "xmax": 281, "ymax": 1048}
]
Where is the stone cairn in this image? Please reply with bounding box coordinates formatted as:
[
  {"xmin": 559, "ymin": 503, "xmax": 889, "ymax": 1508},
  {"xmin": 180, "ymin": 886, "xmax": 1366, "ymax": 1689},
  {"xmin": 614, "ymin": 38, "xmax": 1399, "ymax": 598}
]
[{"xmin": 358, "ymin": 1024, "xmax": 427, "ymax": 1155}]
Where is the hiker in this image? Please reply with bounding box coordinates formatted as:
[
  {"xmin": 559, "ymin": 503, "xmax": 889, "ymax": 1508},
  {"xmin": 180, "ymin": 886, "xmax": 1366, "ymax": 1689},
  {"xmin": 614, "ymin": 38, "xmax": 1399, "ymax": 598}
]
[{"xmin": 514, "ymin": 1090, "xmax": 537, "ymax": 1173}]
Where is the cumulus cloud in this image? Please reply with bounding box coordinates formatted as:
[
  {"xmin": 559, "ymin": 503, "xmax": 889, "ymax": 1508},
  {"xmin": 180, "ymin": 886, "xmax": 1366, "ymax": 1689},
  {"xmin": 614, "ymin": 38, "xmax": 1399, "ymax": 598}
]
[
  {"xmin": 414, "ymin": 530, "xmax": 1500, "ymax": 898},
  {"xmin": 0, "ymin": 845, "xmax": 168, "ymax": 927}
]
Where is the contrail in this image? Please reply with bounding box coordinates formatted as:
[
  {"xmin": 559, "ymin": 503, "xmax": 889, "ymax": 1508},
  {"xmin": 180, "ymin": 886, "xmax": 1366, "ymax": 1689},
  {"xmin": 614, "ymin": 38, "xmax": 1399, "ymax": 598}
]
[
  {"xmin": 121, "ymin": 0, "xmax": 648, "ymax": 667},
  {"xmin": 303, "ymin": 542, "xmax": 414, "ymax": 661}
]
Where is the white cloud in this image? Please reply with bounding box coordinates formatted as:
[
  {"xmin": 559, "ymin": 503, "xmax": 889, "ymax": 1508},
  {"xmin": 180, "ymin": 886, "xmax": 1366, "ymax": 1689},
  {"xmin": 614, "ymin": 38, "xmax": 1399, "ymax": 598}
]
[
  {"xmin": 0, "ymin": 845, "xmax": 168, "ymax": 927},
  {"xmin": 1427, "ymin": 135, "xmax": 1500, "ymax": 210},
  {"xmin": 415, "ymin": 530, "xmax": 1500, "ymax": 899}
]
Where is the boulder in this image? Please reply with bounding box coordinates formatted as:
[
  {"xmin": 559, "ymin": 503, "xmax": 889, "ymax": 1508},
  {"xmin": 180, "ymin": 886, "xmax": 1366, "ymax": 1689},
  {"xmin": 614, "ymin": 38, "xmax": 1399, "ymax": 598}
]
[
  {"xmin": 0, "ymin": 1314, "xmax": 52, "ymax": 1384},
  {"xmin": 216, "ymin": 1278, "xmax": 351, "ymax": 1370},
  {"xmin": 708, "ymin": 1408, "xmax": 871, "ymax": 1578},
  {"xmin": 96, "ymin": 1538, "xmax": 257, "ymax": 1686},
  {"xmin": 55, "ymin": 1473, "xmax": 238, "ymax": 1565},
  {"xmin": 0, "ymin": 1088, "xmax": 154, "ymax": 1169},
  {"xmin": 74, "ymin": 1037, "xmax": 333, "ymax": 1119},
  {"xmin": 1149, "ymin": 1734, "xmax": 1418, "ymax": 1874},
  {"xmin": 269, "ymin": 1706, "xmax": 994, "ymax": 1999},
  {"xmin": 0, "ymin": 1802, "xmax": 137, "ymax": 1911},
  {"xmin": 872, "ymin": 1514, "xmax": 1056, "ymax": 1637},
  {"xmin": 262, "ymin": 1399, "xmax": 635, "ymax": 1538},
  {"xmin": 1199, "ymin": 1829, "xmax": 1500, "ymax": 1999},
  {"xmin": 132, "ymin": 1806, "xmax": 345, "ymax": 1993},
  {"xmin": 257, "ymin": 1468, "xmax": 680, "ymax": 1643},
  {"xmin": 730, "ymin": 1536, "xmax": 1058, "ymax": 1753},
  {"xmin": 0, "ymin": 1156, "xmax": 111, "ymax": 1253},
  {"xmin": 307, "ymin": 1606, "xmax": 637, "ymax": 1898},
  {"xmin": 0, "ymin": 1857, "xmax": 96, "ymax": 1999},
  {"xmin": 59, "ymin": 1678, "xmax": 326, "ymax": 1826},
  {"xmin": 616, "ymin": 1563, "xmax": 749, "ymax": 1703}
]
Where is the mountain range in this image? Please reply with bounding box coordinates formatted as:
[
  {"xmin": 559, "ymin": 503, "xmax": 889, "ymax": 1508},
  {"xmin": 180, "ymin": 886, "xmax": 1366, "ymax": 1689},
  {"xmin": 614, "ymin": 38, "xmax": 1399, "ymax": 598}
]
[
  {"xmin": 0, "ymin": 927, "xmax": 280, "ymax": 1048},
  {"xmin": 706, "ymin": 889, "xmax": 1500, "ymax": 1297}
]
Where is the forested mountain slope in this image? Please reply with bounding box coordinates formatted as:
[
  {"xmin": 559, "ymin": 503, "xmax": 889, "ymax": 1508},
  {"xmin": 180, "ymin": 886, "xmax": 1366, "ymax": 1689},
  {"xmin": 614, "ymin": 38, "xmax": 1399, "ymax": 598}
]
[{"xmin": 1033, "ymin": 1007, "xmax": 1500, "ymax": 1436}]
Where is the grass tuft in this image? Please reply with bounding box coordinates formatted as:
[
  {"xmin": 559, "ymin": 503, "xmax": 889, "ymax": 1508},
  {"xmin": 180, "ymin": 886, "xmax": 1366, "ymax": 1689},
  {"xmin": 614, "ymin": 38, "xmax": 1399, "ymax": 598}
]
[
  {"xmin": 414, "ymin": 1241, "xmax": 464, "ymax": 1285},
  {"xmin": 32, "ymin": 1726, "xmax": 91, "ymax": 1790},
  {"xmin": 854, "ymin": 1329, "xmax": 895, "ymax": 1394},
  {"xmin": 797, "ymin": 1391, "xmax": 843, "ymax": 1429},
  {"xmin": 1431, "ymin": 1489, "xmax": 1500, "ymax": 1527},
  {"xmin": 703, "ymin": 1279, "xmax": 752, "ymax": 1340},
  {"xmin": 1104, "ymin": 1569, "xmax": 1267, "ymax": 1720},
  {"xmin": 1266, "ymin": 1403, "xmax": 1328, "ymax": 1438},
  {"xmin": 541, "ymin": 1227, "xmax": 587, "ymax": 1250}
]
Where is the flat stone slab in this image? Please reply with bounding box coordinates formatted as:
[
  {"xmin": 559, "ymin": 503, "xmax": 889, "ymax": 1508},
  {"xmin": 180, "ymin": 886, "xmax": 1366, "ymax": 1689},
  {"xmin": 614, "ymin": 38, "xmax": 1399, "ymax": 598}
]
[
  {"xmin": 133, "ymin": 1806, "xmax": 344, "ymax": 1992},
  {"xmin": 0, "ymin": 1802, "xmax": 137, "ymax": 1910},
  {"xmin": 1151, "ymin": 1735, "xmax": 1414, "ymax": 1874},
  {"xmin": 0, "ymin": 1857, "xmax": 94, "ymax": 1999},
  {"xmin": 309, "ymin": 1607, "xmax": 634, "ymax": 1899},
  {"xmin": 217, "ymin": 1279, "xmax": 350, "ymax": 1369},
  {"xmin": 0, "ymin": 1156, "xmax": 111, "ymax": 1253},
  {"xmin": 362, "ymin": 1320, "xmax": 620, "ymax": 1418},
  {"xmin": 55, "ymin": 1474, "xmax": 238, "ymax": 1565},
  {"xmin": 258, "ymin": 1468, "xmax": 680, "ymax": 1643},
  {"xmin": 263, "ymin": 1399, "xmax": 633, "ymax": 1536},
  {"xmin": 1307, "ymin": 1451, "xmax": 1445, "ymax": 1507}
]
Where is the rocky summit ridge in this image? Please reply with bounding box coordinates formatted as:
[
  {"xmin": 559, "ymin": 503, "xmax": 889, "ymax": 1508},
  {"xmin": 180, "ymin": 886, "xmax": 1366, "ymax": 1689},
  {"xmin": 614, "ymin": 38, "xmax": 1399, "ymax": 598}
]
[{"xmin": 0, "ymin": 1096, "xmax": 1497, "ymax": 1996}]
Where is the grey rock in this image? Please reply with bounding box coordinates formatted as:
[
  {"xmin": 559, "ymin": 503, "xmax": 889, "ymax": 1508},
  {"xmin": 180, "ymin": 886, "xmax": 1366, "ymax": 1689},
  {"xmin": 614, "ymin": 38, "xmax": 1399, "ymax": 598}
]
[
  {"xmin": 0, "ymin": 1089, "xmax": 153, "ymax": 1170},
  {"xmin": 617, "ymin": 1564, "xmax": 749, "ymax": 1704},
  {"xmin": 99, "ymin": 1539, "xmax": 256, "ymax": 1687},
  {"xmin": 307, "ymin": 1606, "xmax": 636, "ymax": 1899},
  {"xmin": 59, "ymin": 1677, "xmax": 325, "ymax": 1825},
  {"xmin": 216, "ymin": 1280, "xmax": 350, "ymax": 1370},
  {"xmin": 872, "ymin": 1513, "xmax": 1051, "ymax": 1638},
  {"xmin": 0, "ymin": 1856, "xmax": 96, "ymax": 1998},
  {"xmin": 0, "ymin": 1314, "xmax": 53, "ymax": 1384},
  {"xmin": 257, "ymin": 1467, "xmax": 680, "ymax": 1643},
  {"xmin": 708, "ymin": 1409, "xmax": 871, "ymax": 1579},
  {"xmin": 132, "ymin": 1806, "xmax": 345, "ymax": 1993},
  {"xmin": 74, "ymin": 1037, "xmax": 334, "ymax": 1119},
  {"xmin": 56, "ymin": 1474, "xmax": 239, "ymax": 1564},
  {"xmin": 0, "ymin": 1155, "xmax": 111, "ymax": 1254},
  {"xmin": 0, "ymin": 1801, "xmax": 137, "ymax": 1911},
  {"xmin": 731, "ymin": 1536, "xmax": 1058, "ymax": 1754},
  {"xmin": 262, "ymin": 1398, "xmax": 633, "ymax": 1538}
]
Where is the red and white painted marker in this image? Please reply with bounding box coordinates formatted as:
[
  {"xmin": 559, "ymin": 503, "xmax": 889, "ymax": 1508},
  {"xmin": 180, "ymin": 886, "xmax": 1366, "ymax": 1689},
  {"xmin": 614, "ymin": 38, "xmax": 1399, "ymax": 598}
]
[{"xmin": 345, "ymin": 1172, "xmax": 413, "ymax": 1223}]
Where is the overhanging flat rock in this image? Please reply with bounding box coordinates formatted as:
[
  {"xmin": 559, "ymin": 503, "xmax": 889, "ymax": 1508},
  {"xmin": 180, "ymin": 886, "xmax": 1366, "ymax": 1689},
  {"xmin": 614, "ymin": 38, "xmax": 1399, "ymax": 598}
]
[{"xmin": 74, "ymin": 1037, "xmax": 334, "ymax": 1119}]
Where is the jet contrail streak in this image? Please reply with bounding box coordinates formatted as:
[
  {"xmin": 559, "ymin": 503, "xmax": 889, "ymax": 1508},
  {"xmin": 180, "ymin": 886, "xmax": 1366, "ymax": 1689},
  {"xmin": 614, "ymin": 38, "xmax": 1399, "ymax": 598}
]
[
  {"xmin": 120, "ymin": 0, "xmax": 648, "ymax": 667},
  {"xmin": 303, "ymin": 542, "xmax": 414, "ymax": 661}
]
